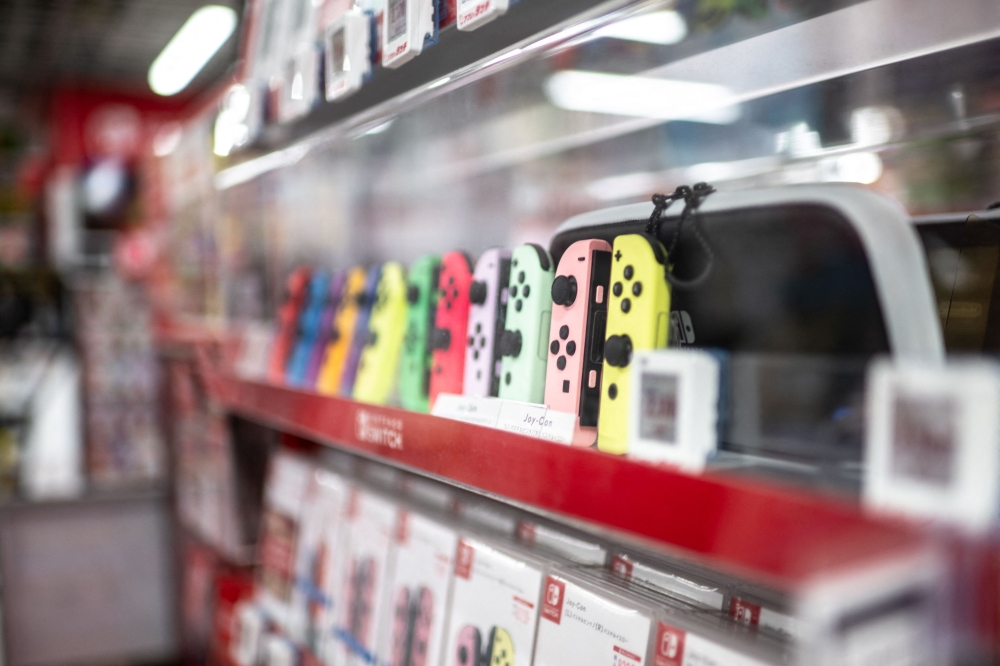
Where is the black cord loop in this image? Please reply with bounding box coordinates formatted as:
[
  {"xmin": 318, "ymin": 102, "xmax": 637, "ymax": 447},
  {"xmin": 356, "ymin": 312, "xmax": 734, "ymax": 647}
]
[{"xmin": 647, "ymin": 182, "xmax": 717, "ymax": 289}]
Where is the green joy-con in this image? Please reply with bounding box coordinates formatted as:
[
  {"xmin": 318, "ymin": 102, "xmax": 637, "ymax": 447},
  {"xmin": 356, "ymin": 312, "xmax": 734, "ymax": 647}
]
[
  {"xmin": 398, "ymin": 255, "xmax": 441, "ymax": 412},
  {"xmin": 498, "ymin": 244, "xmax": 555, "ymax": 404}
]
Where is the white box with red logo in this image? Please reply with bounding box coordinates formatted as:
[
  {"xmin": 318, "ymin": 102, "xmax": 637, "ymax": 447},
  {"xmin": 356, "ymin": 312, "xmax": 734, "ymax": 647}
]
[
  {"xmin": 287, "ymin": 468, "xmax": 351, "ymax": 651},
  {"xmin": 257, "ymin": 451, "xmax": 314, "ymax": 630},
  {"xmin": 377, "ymin": 510, "xmax": 458, "ymax": 666},
  {"xmin": 650, "ymin": 618, "xmax": 775, "ymax": 666},
  {"xmin": 324, "ymin": 488, "xmax": 399, "ymax": 666},
  {"xmin": 533, "ymin": 571, "xmax": 655, "ymax": 666},
  {"xmin": 609, "ymin": 554, "xmax": 724, "ymax": 611},
  {"xmin": 442, "ymin": 537, "xmax": 546, "ymax": 666},
  {"xmin": 516, "ymin": 521, "xmax": 607, "ymax": 566}
]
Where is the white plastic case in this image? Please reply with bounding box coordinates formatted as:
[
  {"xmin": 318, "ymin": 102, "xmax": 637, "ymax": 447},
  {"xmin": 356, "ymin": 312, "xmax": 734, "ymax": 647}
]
[
  {"xmin": 382, "ymin": 0, "xmax": 435, "ymax": 68},
  {"xmin": 377, "ymin": 511, "xmax": 459, "ymax": 666},
  {"xmin": 325, "ymin": 11, "xmax": 372, "ymax": 101},
  {"xmin": 609, "ymin": 554, "xmax": 725, "ymax": 611},
  {"xmin": 277, "ymin": 0, "xmax": 320, "ymax": 123},
  {"xmin": 442, "ymin": 537, "xmax": 546, "ymax": 666},
  {"xmin": 456, "ymin": 0, "xmax": 509, "ymax": 31},
  {"xmin": 287, "ymin": 469, "xmax": 350, "ymax": 651},
  {"xmin": 628, "ymin": 349, "xmax": 720, "ymax": 471},
  {"xmin": 257, "ymin": 452, "xmax": 313, "ymax": 629},
  {"xmin": 517, "ymin": 521, "xmax": 607, "ymax": 566},
  {"xmin": 328, "ymin": 489, "xmax": 399, "ymax": 666},
  {"xmin": 533, "ymin": 570, "xmax": 655, "ymax": 666}
]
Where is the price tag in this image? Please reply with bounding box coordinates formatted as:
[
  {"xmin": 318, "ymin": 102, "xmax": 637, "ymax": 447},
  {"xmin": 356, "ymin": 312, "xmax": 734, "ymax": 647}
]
[
  {"xmin": 432, "ymin": 394, "xmax": 576, "ymax": 444},
  {"xmin": 431, "ymin": 393, "xmax": 502, "ymax": 427}
]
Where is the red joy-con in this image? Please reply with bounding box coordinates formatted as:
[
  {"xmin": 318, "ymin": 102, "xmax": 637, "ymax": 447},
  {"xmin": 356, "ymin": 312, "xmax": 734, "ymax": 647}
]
[
  {"xmin": 268, "ymin": 267, "xmax": 311, "ymax": 383},
  {"xmin": 409, "ymin": 587, "xmax": 434, "ymax": 666},
  {"xmin": 544, "ymin": 240, "xmax": 612, "ymax": 446},
  {"xmin": 429, "ymin": 252, "xmax": 474, "ymax": 409}
]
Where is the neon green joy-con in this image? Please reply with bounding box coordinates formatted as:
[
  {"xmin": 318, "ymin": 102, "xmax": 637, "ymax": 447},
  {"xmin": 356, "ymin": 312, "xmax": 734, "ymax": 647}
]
[
  {"xmin": 353, "ymin": 262, "xmax": 409, "ymax": 405},
  {"xmin": 397, "ymin": 255, "xmax": 440, "ymax": 412},
  {"xmin": 598, "ymin": 234, "xmax": 671, "ymax": 454},
  {"xmin": 498, "ymin": 244, "xmax": 554, "ymax": 404}
]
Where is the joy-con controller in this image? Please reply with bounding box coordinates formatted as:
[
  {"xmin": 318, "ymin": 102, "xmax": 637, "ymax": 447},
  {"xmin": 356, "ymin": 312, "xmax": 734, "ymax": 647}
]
[
  {"xmin": 316, "ymin": 267, "xmax": 367, "ymax": 394},
  {"xmin": 354, "ymin": 262, "xmax": 408, "ymax": 405},
  {"xmin": 498, "ymin": 244, "xmax": 554, "ymax": 404},
  {"xmin": 464, "ymin": 249, "xmax": 511, "ymax": 397},
  {"xmin": 339, "ymin": 266, "xmax": 382, "ymax": 396},
  {"xmin": 268, "ymin": 267, "xmax": 311, "ymax": 383},
  {"xmin": 409, "ymin": 587, "xmax": 434, "ymax": 666},
  {"xmin": 429, "ymin": 252, "xmax": 474, "ymax": 408},
  {"xmin": 455, "ymin": 626, "xmax": 482, "ymax": 666},
  {"xmin": 305, "ymin": 270, "xmax": 347, "ymax": 386},
  {"xmin": 391, "ymin": 587, "xmax": 413, "ymax": 666},
  {"xmin": 485, "ymin": 627, "xmax": 514, "ymax": 666},
  {"xmin": 543, "ymin": 240, "xmax": 612, "ymax": 446},
  {"xmin": 598, "ymin": 234, "xmax": 671, "ymax": 454},
  {"xmin": 399, "ymin": 255, "xmax": 441, "ymax": 412},
  {"xmin": 287, "ymin": 270, "xmax": 331, "ymax": 386},
  {"xmin": 347, "ymin": 557, "xmax": 376, "ymax": 647}
]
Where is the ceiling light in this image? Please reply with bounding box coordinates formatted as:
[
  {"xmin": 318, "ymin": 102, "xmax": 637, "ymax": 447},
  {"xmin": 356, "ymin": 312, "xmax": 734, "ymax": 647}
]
[
  {"xmin": 545, "ymin": 70, "xmax": 739, "ymax": 124},
  {"xmin": 149, "ymin": 5, "xmax": 238, "ymax": 96},
  {"xmin": 593, "ymin": 11, "xmax": 688, "ymax": 45}
]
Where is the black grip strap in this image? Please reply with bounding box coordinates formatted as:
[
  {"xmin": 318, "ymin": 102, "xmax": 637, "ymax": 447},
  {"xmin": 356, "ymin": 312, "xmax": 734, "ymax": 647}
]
[{"xmin": 650, "ymin": 183, "xmax": 717, "ymax": 290}]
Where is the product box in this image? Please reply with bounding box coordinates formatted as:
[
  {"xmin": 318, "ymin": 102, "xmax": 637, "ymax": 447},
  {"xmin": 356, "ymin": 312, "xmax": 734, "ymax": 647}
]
[
  {"xmin": 263, "ymin": 631, "xmax": 300, "ymax": 666},
  {"xmin": 442, "ymin": 537, "xmax": 545, "ymax": 666},
  {"xmin": 327, "ymin": 489, "xmax": 399, "ymax": 666},
  {"xmin": 650, "ymin": 618, "xmax": 774, "ymax": 666},
  {"xmin": 231, "ymin": 601, "xmax": 266, "ymax": 666},
  {"xmin": 288, "ymin": 469, "xmax": 351, "ymax": 651},
  {"xmin": 533, "ymin": 570, "xmax": 655, "ymax": 666},
  {"xmin": 517, "ymin": 521, "xmax": 607, "ymax": 566},
  {"xmin": 258, "ymin": 452, "xmax": 314, "ymax": 629},
  {"xmin": 378, "ymin": 510, "xmax": 459, "ymax": 666},
  {"xmin": 610, "ymin": 554, "xmax": 724, "ymax": 611}
]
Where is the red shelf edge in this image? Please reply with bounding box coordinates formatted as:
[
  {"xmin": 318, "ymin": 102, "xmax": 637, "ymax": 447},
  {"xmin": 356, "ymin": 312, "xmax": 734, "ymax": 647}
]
[{"xmin": 206, "ymin": 371, "xmax": 928, "ymax": 591}]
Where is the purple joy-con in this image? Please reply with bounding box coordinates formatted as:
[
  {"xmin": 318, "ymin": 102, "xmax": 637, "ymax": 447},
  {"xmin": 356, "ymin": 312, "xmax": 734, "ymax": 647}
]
[{"xmin": 463, "ymin": 248, "xmax": 511, "ymax": 397}]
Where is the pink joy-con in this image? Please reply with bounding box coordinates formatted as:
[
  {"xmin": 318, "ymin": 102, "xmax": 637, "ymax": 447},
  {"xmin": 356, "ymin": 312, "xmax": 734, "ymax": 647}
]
[
  {"xmin": 454, "ymin": 625, "xmax": 481, "ymax": 666},
  {"xmin": 390, "ymin": 587, "xmax": 412, "ymax": 666},
  {"xmin": 463, "ymin": 248, "xmax": 511, "ymax": 397},
  {"xmin": 544, "ymin": 239, "xmax": 613, "ymax": 447}
]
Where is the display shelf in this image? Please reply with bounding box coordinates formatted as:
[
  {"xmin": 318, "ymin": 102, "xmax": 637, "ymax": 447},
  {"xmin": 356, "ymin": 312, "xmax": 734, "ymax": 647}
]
[{"xmin": 203, "ymin": 370, "xmax": 927, "ymax": 592}]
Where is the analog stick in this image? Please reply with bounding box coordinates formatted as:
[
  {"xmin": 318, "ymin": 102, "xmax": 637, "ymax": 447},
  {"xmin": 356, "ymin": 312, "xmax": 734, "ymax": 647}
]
[
  {"xmin": 604, "ymin": 334, "xmax": 632, "ymax": 367},
  {"xmin": 469, "ymin": 281, "xmax": 488, "ymax": 305},
  {"xmin": 430, "ymin": 327, "xmax": 451, "ymax": 350},
  {"xmin": 406, "ymin": 285, "xmax": 420, "ymax": 304},
  {"xmin": 551, "ymin": 275, "xmax": 577, "ymax": 306},
  {"xmin": 499, "ymin": 330, "xmax": 523, "ymax": 357}
]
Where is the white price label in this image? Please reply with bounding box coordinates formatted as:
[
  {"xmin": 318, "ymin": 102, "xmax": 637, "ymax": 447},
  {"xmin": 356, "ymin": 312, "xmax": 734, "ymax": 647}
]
[{"xmin": 432, "ymin": 394, "xmax": 577, "ymax": 444}]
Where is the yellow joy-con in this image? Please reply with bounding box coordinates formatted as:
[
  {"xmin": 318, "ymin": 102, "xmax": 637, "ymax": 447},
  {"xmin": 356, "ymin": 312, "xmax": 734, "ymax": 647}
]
[
  {"xmin": 487, "ymin": 627, "xmax": 514, "ymax": 666},
  {"xmin": 597, "ymin": 234, "xmax": 671, "ymax": 454},
  {"xmin": 353, "ymin": 262, "xmax": 408, "ymax": 404},
  {"xmin": 316, "ymin": 267, "xmax": 367, "ymax": 395}
]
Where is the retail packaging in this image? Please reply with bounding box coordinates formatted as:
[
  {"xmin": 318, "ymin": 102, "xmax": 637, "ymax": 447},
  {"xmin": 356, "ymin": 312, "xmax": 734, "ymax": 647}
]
[
  {"xmin": 650, "ymin": 618, "xmax": 775, "ymax": 666},
  {"xmin": 727, "ymin": 596, "xmax": 797, "ymax": 639},
  {"xmin": 324, "ymin": 10, "xmax": 373, "ymax": 102},
  {"xmin": 533, "ymin": 569, "xmax": 656, "ymax": 666},
  {"xmin": 231, "ymin": 601, "xmax": 267, "ymax": 666},
  {"xmin": 442, "ymin": 537, "xmax": 546, "ymax": 666},
  {"xmin": 264, "ymin": 631, "xmax": 300, "ymax": 666},
  {"xmin": 327, "ymin": 488, "xmax": 399, "ymax": 665},
  {"xmin": 381, "ymin": 0, "xmax": 437, "ymax": 68},
  {"xmin": 609, "ymin": 554, "xmax": 724, "ymax": 612},
  {"xmin": 277, "ymin": 0, "xmax": 320, "ymax": 123},
  {"xmin": 517, "ymin": 521, "xmax": 607, "ymax": 566},
  {"xmin": 258, "ymin": 452, "xmax": 314, "ymax": 629},
  {"xmin": 456, "ymin": 0, "xmax": 510, "ymax": 31},
  {"xmin": 288, "ymin": 469, "xmax": 351, "ymax": 651},
  {"xmin": 377, "ymin": 510, "xmax": 459, "ymax": 666}
]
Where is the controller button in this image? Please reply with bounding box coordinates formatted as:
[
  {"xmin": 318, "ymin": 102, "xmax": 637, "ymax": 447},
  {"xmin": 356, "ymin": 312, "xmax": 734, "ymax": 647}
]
[
  {"xmin": 557, "ymin": 356, "xmax": 566, "ymax": 370},
  {"xmin": 407, "ymin": 285, "xmax": 419, "ymax": 303},
  {"xmin": 562, "ymin": 380, "xmax": 570, "ymax": 393},
  {"xmin": 479, "ymin": 337, "xmax": 486, "ymax": 348},
  {"xmin": 475, "ymin": 323, "xmax": 482, "ymax": 333},
  {"xmin": 459, "ymin": 647, "xmax": 468, "ymax": 664},
  {"xmin": 440, "ymin": 289, "xmax": 447, "ymax": 298},
  {"xmin": 448, "ymin": 275, "xmax": 454, "ymax": 285},
  {"xmin": 624, "ymin": 265, "xmax": 634, "ymax": 280},
  {"xmin": 609, "ymin": 383, "xmax": 618, "ymax": 399},
  {"xmin": 473, "ymin": 350, "xmax": 479, "ymax": 360},
  {"xmin": 612, "ymin": 282, "xmax": 622, "ymax": 297},
  {"xmin": 470, "ymin": 281, "xmax": 488, "ymax": 304},
  {"xmin": 551, "ymin": 275, "xmax": 577, "ymax": 306},
  {"xmin": 559, "ymin": 325, "xmax": 569, "ymax": 339},
  {"xmin": 588, "ymin": 370, "xmax": 597, "ymax": 388},
  {"xmin": 452, "ymin": 288, "xmax": 458, "ymax": 299},
  {"xmin": 511, "ymin": 285, "xmax": 518, "ymax": 298},
  {"xmin": 566, "ymin": 340, "xmax": 576, "ymax": 356},
  {"xmin": 505, "ymin": 372, "xmax": 512, "ymax": 385},
  {"xmin": 595, "ymin": 285, "xmax": 604, "ymax": 304},
  {"xmin": 614, "ymin": 250, "xmax": 622, "ymax": 261},
  {"xmin": 515, "ymin": 300, "xmax": 523, "ymax": 312},
  {"xmin": 621, "ymin": 298, "xmax": 631, "ymax": 313},
  {"xmin": 499, "ymin": 330, "xmax": 522, "ymax": 357},
  {"xmin": 468, "ymin": 336, "xmax": 474, "ymax": 347},
  {"xmin": 446, "ymin": 302, "xmax": 452, "ymax": 310},
  {"xmin": 518, "ymin": 271, "xmax": 525, "ymax": 283},
  {"xmin": 550, "ymin": 340, "xmax": 560, "ymax": 354},
  {"xmin": 430, "ymin": 328, "xmax": 451, "ymax": 350},
  {"xmin": 523, "ymin": 284, "xmax": 530, "ymax": 298},
  {"xmin": 632, "ymin": 281, "xmax": 642, "ymax": 296},
  {"xmin": 604, "ymin": 334, "xmax": 632, "ymax": 367}
]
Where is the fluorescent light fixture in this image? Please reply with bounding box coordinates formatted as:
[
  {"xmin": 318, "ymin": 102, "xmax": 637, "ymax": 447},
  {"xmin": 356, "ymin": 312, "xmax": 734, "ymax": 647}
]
[
  {"xmin": 545, "ymin": 70, "xmax": 739, "ymax": 124},
  {"xmin": 149, "ymin": 5, "xmax": 237, "ymax": 96},
  {"xmin": 593, "ymin": 11, "xmax": 688, "ymax": 45}
]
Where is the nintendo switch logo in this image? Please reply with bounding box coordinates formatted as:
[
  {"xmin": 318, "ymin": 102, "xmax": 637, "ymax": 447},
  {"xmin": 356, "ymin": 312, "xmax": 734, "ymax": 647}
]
[
  {"xmin": 728, "ymin": 598, "xmax": 761, "ymax": 627},
  {"xmin": 455, "ymin": 540, "xmax": 474, "ymax": 580},
  {"xmin": 610, "ymin": 555, "xmax": 634, "ymax": 581},
  {"xmin": 653, "ymin": 623, "xmax": 685, "ymax": 666},
  {"xmin": 517, "ymin": 521, "xmax": 537, "ymax": 544},
  {"xmin": 540, "ymin": 576, "xmax": 565, "ymax": 625}
]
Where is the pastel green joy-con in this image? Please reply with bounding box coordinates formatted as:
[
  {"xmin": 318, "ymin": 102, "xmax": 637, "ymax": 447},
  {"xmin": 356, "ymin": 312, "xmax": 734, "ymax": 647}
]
[
  {"xmin": 354, "ymin": 262, "xmax": 409, "ymax": 405},
  {"xmin": 498, "ymin": 244, "xmax": 554, "ymax": 404},
  {"xmin": 398, "ymin": 255, "xmax": 440, "ymax": 412}
]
